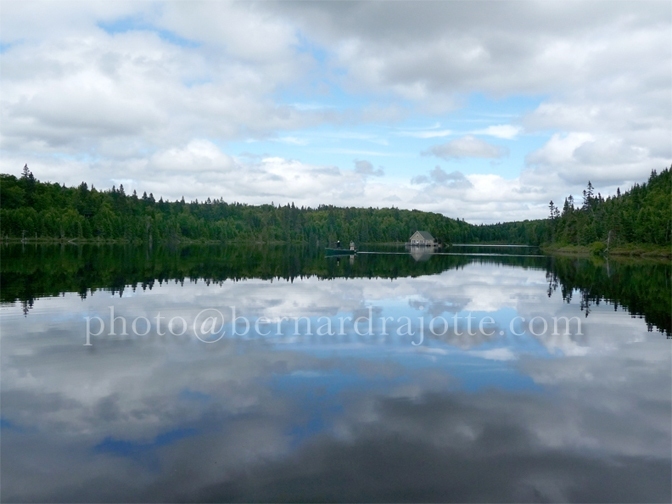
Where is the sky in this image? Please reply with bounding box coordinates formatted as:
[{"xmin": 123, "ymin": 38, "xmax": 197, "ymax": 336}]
[{"xmin": 1, "ymin": 0, "xmax": 670, "ymax": 223}]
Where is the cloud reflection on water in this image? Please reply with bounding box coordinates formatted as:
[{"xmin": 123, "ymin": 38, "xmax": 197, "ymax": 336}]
[{"xmin": 1, "ymin": 263, "xmax": 669, "ymax": 502}]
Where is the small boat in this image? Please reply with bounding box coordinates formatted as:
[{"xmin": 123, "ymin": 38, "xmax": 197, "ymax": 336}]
[
  {"xmin": 325, "ymin": 240, "xmax": 356, "ymax": 255},
  {"xmin": 325, "ymin": 247, "xmax": 357, "ymax": 256}
]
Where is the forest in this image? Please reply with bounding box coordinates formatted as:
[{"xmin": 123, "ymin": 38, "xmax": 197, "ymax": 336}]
[
  {"xmin": 472, "ymin": 167, "xmax": 671, "ymax": 248},
  {"xmin": 0, "ymin": 165, "xmax": 670, "ymax": 248},
  {"xmin": 0, "ymin": 166, "xmax": 473, "ymax": 245},
  {"xmin": 545, "ymin": 168, "xmax": 671, "ymax": 248}
]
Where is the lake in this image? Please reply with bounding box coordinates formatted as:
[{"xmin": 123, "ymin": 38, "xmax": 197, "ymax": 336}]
[{"xmin": 1, "ymin": 244, "xmax": 670, "ymax": 502}]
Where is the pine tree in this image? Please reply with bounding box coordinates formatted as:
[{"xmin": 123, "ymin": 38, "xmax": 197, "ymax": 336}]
[
  {"xmin": 583, "ymin": 181, "xmax": 594, "ymax": 209},
  {"xmin": 21, "ymin": 164, "xmax": 35, "ymax": 182},
  {"xmin": 549, "ymin": 200, "xmax": 556, "ymax": 219}
]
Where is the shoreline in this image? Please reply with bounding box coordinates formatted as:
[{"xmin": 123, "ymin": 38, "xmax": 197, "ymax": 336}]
[
  {"xmin": 3, "ymin": 238, "xmax": 670, "ymax": 259},
  {"xmin": 0, "ymin": 238, "xmax": 303, "ymax": 246},
  {"xmin": 541, "ymin": 244, "xmax": 671, "ymax": 259}
]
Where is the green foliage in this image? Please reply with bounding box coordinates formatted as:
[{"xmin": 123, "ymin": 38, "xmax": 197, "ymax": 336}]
[
  {"xmin": 589, "ymin": 241, "xmax": 606, "ymax": 256},
  {"xmin": 0, "ymin": 172, "xmax": 474, "ymax": 244},
  {"xmin": 468, "ymin": 219, "xmax": 550, "ymax": 245},
  {"xmin": 550, "ymin": 167, "xmax": 672, "ymax": 248},
  {"xmin": 1, "ymin": 165, "xmax": 669, "ymax": 248}
]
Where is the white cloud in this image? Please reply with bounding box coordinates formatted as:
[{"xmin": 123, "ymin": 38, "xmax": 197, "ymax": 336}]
[
  {"xmin": 158, "ymin": 1, "xmax": 299, "ymax": 64},
  {"xmin": 470, "ymin": 348, "xmax": 517, "ymax": 361},
  {"xmin": 527, "ymin": 132, "xmax": 595, "ymax": 168},
  {"xmin": 397, "ymin": 129, "xmax": 453, "ymax": 139},
  {"xmin": 272, "ymin": 0, "xmax": 670, "ymax": 203},
  {"xmin": 425, "ymin": 135, "xmax": 508, "ymax": 160},
  {"xmin": 354, "ymin": 159, "xmax": 384, "ymax": 177},
  {"xmin": 0, "ymin": 2, "xmax": 342, "ymax": 164},
  {"xmin": 150, "ymin": 139, "xmax": 236, "ymax": 173},
  {"xmin": 0, "ymin": 0, "xmax": 669, "ymax": 223},
  {"xmin": 275, "ymin": 136, "xmax": 310, "ymax": 146},
  {"xmin": 0, "ymin": 141, "xmax": 555, "ymax": 224},
  {"xmin": 471, "ymin": 125, "xmax": 521, "ymax": 140},
  {"xmin": 280, "ymin": 1, "xmax": 670, "ymax": 98},
  {"xmin": 411, "ymin": 166, "xmax": 471, "ymax": 187},
  {"xmin": 525, "ymin": 132, "xmax": 665, "ymax": 186}
]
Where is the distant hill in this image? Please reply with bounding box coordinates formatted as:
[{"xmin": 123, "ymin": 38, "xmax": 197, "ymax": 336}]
[
  {"xmin": 0, "ymin": 167, "xmax": 472, "ymax": 244},
  {"xmin": 1, "ymin": 165, "xmax": 669, "ymax": 248}
]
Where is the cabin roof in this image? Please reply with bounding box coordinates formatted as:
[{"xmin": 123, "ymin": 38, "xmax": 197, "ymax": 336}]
[{"xmin": 412, "ymin": 230, "xmax": 434, "ymax": 240}]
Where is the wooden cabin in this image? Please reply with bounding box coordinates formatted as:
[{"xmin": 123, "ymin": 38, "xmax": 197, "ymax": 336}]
[{"xmin": 408, "ymin": 230, "xmax": 436, "ymax": 246}]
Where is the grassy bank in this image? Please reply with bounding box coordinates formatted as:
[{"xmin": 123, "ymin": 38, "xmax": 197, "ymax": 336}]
[{"xmin": 542, "ymin": 243, "xmax": 671, "ymax": 259}]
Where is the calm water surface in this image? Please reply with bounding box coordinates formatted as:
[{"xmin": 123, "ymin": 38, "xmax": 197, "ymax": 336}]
[{"xmin": 1, "ymin": 245, "xmax": 670, "ymax": 502}]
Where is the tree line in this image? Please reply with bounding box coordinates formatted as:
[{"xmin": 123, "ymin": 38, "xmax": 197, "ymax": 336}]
[
  {"xmin": 546, "ymin": 167, "xmax": 671, "ymax": 249},
  {"xmin": 470, "ymin": 166, "xmax": 671, "ymax": 248},
  {"xmin": 0, "ymin": 166, "xmax": 474, "ymax": 245},
  {"xmin": 0, "ymin": 165, "xmax": 669, "ymax": 247}
]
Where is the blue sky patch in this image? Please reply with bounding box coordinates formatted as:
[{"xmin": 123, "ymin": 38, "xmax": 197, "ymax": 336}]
[{"xmin": 97, "ymin": 18, "xmax": 201, "ymax": 48}]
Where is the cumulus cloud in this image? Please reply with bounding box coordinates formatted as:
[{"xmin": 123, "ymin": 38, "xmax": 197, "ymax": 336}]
[
  {"xmin": 150, "ymin": 139, "xmax": 236, "ymax": 173},
  {"xmin": 1, "ymin": 142, "xmax": 553, "ymax": 224},
  {"xmin": 269, "ymin": 0, "xmax": 670, "ymax": 201},
  {"xmin": 0, "ymin": 0, "xmax": 669, "ymax": 223},
  {"xmin": 354, "ymin": 159, "xmax": 384, "ymax": 177},
  {"xmin": 424, "ymin": 136, "xmax": 508, "ymax": 160},
  {"xmin": 524, "ymin": 132, "xmax": 664, "ymax": 186},
  {"xmin": 0, "ymin": 1, "xmax": 345, "ymax": 163},
  {"xmin": 411, "ymin": 166, "xmax": 471, "ymax": 187},
  {"xmin": 272, "ymin": 1, "xmax": 670, "ymax": 98}
]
